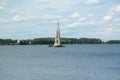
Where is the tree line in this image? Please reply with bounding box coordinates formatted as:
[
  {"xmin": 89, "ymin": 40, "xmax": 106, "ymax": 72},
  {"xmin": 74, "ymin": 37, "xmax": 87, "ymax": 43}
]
[{"xmin": 0, "ymin": 38, "xmax": 120, "ymax": 45}]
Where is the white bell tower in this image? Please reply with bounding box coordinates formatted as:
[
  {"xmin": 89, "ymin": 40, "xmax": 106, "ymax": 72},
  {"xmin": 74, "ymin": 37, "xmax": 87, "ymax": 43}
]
[{"xmin": 54, "ymin": 21, "xmax": 61, "ymax": 47}]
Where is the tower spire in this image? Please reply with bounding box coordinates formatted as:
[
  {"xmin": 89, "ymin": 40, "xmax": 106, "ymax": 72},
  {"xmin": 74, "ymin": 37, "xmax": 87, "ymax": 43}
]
[
  {"xmin": 57, "ymin": 21, "xmax": 60, "ymax": 30},
  {"xmin": 57, "ymin": 21, "xmax": 59, "ymax": 27}
]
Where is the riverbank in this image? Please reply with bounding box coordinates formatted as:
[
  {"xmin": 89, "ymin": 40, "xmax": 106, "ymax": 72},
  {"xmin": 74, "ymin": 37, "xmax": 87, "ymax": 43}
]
[{"xmin": 0, "ymin": 37, "xmax": 120, "ymax": 45}]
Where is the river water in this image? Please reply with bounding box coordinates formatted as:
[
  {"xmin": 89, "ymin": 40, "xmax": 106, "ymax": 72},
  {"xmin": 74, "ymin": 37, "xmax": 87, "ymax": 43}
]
[{"xmin": 0, "ymin": 44, "xmax": 120, "ymax": 80}]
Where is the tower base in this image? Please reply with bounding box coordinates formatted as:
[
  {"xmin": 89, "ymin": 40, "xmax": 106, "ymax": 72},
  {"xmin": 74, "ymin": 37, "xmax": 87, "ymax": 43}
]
[
  {"xmin": 54, "ymin": 43, "xmax": 61, "ymax": 47},
  {"xmin": 48, "ymin": 44, "xmax": 65, "ymax": 47}
]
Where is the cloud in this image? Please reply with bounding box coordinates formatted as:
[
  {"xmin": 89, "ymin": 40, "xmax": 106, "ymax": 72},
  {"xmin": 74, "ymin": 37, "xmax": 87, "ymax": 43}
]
[
  {"xmin": 68, "ymin": 20, "xmax": 95, "ymax": 28},
  {"xmin": 12, "ymin": 15, "xmax": 22, "ymax": 22},
  {"xmin": 0, "ymin": 15, "xmax": 32, "ymax": 23},
  {"xmin": 68, "ymin": 22, "xmax": 80, "ymax": 28},
  {"xmin": 41, "ymin": 14, "xmax": 62, "ymax": 20},
  {"xmin": 103, "ymin": 4, "xmax": 120, "ymax": 24},
  {"xmin": 113, "ymin": 18, "xmax": 120, "ymax": 23},
  {"xmin": 0, "ymin": 14, "xmax": 62, "ymax": 23},
  {"xmin": 103, "ymin": 15, "xmax": 112, "ymax": 21},
  {"xmin": 105, "ymin": 27, "xmax": 113, "ymax": 32},
  {"xmin": 0, "ymin": 2, "xmax": 6, "ymax": 10},
  {"xmin": 88, "ymin": 14, "xmax": 93, "ymax": 17},
  {"xmin": 86, "ymin": 0, "xmax": 100, "ymax": 5},
  {"xmin": 68, "ymin": 17, "xmax": 86, "ymax": 27},
  {"xmin": 111, "ymin": 4, "xmax": 120, "ymax": 12},
  {"xmin": 11, "ymin": 15, "xmax": 31, "ymax": 22},
  {"xmin": 0, "ymin": 18, "xmax": 10, "ymax": 23},
  {"xmin": 95, "ymin": 27, "xmax": 120, "ymax": 38},
  {"xmin": 0, "ymin": 0, "xmax": 119, "ymax": 40},
  {"xmin": 103, "ymin": 27, "xmax": 120, "ymax": 36},
  {"xmin": 109, "ymin": 4, "xmax": 120, "ymax": 15},
  {"xmin": 77, "ymin": 17, "xmax": 86, "ymax": 22},
  {"xmin": 60, "ymin": 18, "xmax": 69, "ymax": 22},
  {"xmin": 70, "ymin": 12, "xmax": 81, "ymax": 18},
  {"xmin": 0, "ymin": 5, "xmax": 4, "ymax": 10}
]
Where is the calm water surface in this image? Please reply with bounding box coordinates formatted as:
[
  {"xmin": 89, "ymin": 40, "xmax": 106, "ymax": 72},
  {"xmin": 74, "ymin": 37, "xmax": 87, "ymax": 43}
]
[{"xmin": 0, "ymin": 44, "xmax": 120, "ymax": 80}]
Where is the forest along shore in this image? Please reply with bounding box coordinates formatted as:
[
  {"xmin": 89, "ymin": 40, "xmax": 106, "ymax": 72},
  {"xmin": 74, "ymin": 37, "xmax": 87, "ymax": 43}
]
[{"xmin": 0, "ymin": 37, "xmax": 120, "ymax": 45}]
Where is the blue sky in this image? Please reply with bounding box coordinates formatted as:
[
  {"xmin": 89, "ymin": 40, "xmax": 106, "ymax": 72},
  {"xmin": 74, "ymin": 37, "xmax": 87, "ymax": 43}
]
[{"xmin": 0, "ymin": 0, "xmax": 120, "ymax": 40}]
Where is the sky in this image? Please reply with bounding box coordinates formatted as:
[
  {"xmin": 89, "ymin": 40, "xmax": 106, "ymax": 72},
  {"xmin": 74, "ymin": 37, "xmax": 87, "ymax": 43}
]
[{"xmin": 0, "ymin": 0, "xmax": 120, "ymax": 40}]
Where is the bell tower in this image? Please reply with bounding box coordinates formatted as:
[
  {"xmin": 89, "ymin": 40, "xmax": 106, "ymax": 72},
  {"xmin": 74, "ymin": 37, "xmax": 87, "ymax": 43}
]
[{"xmin": 54, "ymin": 21, "xmax": 61, "ymax": 47}]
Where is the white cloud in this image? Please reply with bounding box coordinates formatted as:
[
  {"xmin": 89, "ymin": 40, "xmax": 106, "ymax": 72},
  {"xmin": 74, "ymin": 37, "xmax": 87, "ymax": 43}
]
[
  {"xmin": 12, "ymin": 15, "xmax": 22, "ymax": 22},
  {"xmin": 110, "ymin": 4, "xmax": 120, "ymax": 15},
  {"xmin": 11, "ymin": 14, "xmax": 63, "ymax": 22},
  {"xmin": 112, "ymin": 5, "xmax": 120, "ymax": 12},
  {"xmin": 0, "ymin": 15, "xmax": 33, "ymax": 23},
  {"xmin": 0, "ymin": 18, "xmax": 5, "ymax": 23},
  {"xmin": 70, "ymin": 12, "xmax": 81, "ymax": 18},
  {"xmin": 95, "ymin": 27, "xmax": 120, "ymax": 38},
  {"xmin": 0, "ymin": 18, "xmax": 9, "ymax": 23},
  {"xmin": 86, "ymin": 0, "xmax": 100, "ymax": 5},
  {"xmin": 60, "ymin": 18, "xmax": 69, "ymax": 22},
  {"xmin": 0, "ymin": 6, "xmax": 4, "ymax": 9},
  {"xmin": 88, "ymin": 21, "xmax": 95, "ymax": 24},
  {"xmin": 113, "ymin": 18, "xmax": 120, "ymax": 22},
  {"xmin": 10, "ymin": 8, "xmax": 19, "ymax": 14},
  {"xmin": 103, "ymin": 27, "xmax": 120, "ymax": 36},
  {"xmin": 77, "ymin": 17, "xmax": 86, "ymax": 22},
  {"xmin": 103, "ymin": 15, "xmax": 112, "ymax": 21},
  {"xmin": 88, "ymin": 14, "xmax": 93, "ymax": 17},
  {"xmin": 104, "ymin": 5, "xmax": 120, "ymax": 20},
  {"xmin": 68, "ymin": 22, "xmax": 80, "ymax": 28},
  {"xmin": 41, "ymin": 14, "xmax": 62, "ymax": 20},
  {"xmin": 105, "ymin": 27, "xmax": 113, "ymax": 32},
  {"xmin": 68, "ymin": 20, "xmax": 95, "ymax": 28},
  {"xmin": 29, "ymin": 0, "xmax": 78, "ymax": 12},
  {"xmin": 0, "ymin": 2, "xmax": 6, "ymax": 10}
]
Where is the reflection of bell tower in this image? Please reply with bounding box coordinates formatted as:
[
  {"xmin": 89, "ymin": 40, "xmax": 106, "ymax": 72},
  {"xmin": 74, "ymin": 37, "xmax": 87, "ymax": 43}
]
[{"xmin": 54, "ymin": 21, "xmax": 61, "ymax": 47}]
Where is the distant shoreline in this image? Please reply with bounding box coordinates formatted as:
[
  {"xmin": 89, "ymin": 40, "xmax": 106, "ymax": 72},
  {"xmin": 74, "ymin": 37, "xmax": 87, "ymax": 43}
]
[{"xmin": 0, "ymin": 37, "xmax": 120, "ymax": 45}]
